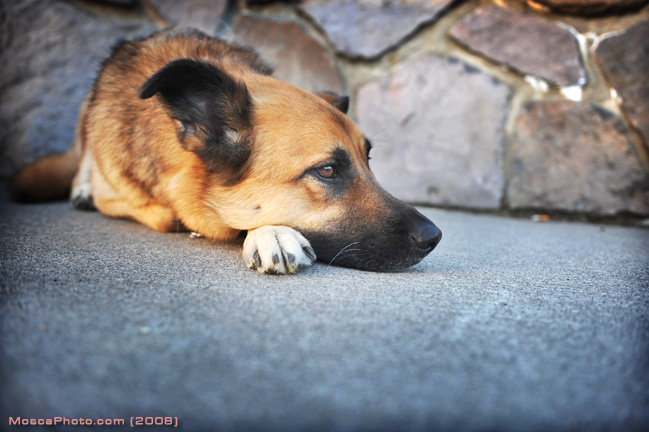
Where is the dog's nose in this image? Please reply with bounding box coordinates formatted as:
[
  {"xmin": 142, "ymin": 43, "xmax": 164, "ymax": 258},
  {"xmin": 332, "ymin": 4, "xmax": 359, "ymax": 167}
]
[{"xmin": 410, "ymin": 215, "xmax": 442, "ymax": 253}]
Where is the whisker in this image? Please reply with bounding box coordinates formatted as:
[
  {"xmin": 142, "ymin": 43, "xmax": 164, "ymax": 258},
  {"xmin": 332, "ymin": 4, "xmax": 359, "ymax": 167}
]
[
  {"xmin": 332, "ymin": 249, "xmax": 362, "ymax": 261},
  {"xmin": 369, "ymin": 128, "xmax": 391, "ymax": 142},
  {"xmin": 367, "ymin": 129, "xmax": 393, "ymax": 150},
  {"xmin": 328, "ymin": 242, "xmax": 361, "ymax": 266}
]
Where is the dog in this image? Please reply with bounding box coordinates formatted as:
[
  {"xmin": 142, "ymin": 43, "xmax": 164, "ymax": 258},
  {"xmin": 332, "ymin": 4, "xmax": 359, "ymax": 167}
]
[{"xmin": 11, "ymin": 29, "xmax": 441, "ymax": 274}]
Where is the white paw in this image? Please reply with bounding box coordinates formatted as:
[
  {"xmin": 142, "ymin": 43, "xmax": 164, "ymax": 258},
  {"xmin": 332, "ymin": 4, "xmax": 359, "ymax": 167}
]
[
  {"xmin": 243, "ymin": 226, "xmax": 316, "ymax": 275},
  {"xmin": 70, "ymin": 182, "xmax": 95, "ymax": 210}
]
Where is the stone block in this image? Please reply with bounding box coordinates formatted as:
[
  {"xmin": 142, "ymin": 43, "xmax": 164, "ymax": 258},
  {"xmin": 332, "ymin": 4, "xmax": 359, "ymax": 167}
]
[
  {"xmin": 0, "ymin": 0, "xmax": 156, "ymax": 180},
  {"xmin": 148, "ymin": 0, "xmax": 228, "ymax": 35},
  {"xmin": 299, "ymin": 0, "xmax": 456, "ymax": 59},
  {"xmin": 246, "ymin": 0, "xmax": 294, "ymax": 3},
  {"xmin": 508, "ymin": 101, "xmax": 649, "ymax": 215},
  {"xmin": 95, "ymin": 0, "xmax": 138, "ymax": 6},
  {"xmin": 595, "ymin": 18, "xmax": 649, "ymax": 149},
  {"xmin": 356, "ymin": 55, "xmax": 511, "ymax": 210},
  {"xmin": 233, "ymin": 16, "xmax": 342, "ymax": 93},
  {"xmin": 449, "ymin": 5, "xmax": 585, "ymax": 87},
  {"xmin": 530, "ymin": 0, "xmax": 648, "ymax": 15}
]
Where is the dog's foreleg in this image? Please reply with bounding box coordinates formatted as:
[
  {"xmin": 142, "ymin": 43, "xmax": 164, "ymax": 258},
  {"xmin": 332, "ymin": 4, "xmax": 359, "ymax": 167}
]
[
  {"xmin": 243, "ymin": 226, "xmax": 316, "ymax": 275},
  {"xmin": 89, "ymin": 167, "xmax": 179, "ymax": 233},
  {"xmin": 70, "ymin": 96, "xmax": 95, "ymax": 210},
  {"xmin": 70, "ymin": 145, "xmax": 95, "ymax": 210}
]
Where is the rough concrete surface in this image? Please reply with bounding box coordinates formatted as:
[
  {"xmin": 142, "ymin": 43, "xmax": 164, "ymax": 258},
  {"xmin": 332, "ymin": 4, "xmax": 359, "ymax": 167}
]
[{"xmin": 1, "ymin": 192, "xmax": 648, "ymax": 431}]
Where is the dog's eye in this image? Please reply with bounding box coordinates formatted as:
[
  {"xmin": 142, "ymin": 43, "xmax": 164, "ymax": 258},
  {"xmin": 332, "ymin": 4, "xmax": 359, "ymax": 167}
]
[{"xmin": 316, "ymin": 165, "xmax": 336, "ymax": 180}]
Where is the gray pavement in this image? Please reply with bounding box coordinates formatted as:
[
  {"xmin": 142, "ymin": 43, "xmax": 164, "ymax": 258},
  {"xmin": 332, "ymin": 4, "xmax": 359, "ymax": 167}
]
[{"xmin": 1, "ymin": 193, "xmax": 648, "ymax": 432}]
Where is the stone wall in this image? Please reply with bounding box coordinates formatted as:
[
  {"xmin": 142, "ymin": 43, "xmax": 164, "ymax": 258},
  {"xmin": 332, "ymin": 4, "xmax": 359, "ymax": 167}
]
[{"xmin": 2, "ymin": 0, "xmax": 648, "ymax": 218}]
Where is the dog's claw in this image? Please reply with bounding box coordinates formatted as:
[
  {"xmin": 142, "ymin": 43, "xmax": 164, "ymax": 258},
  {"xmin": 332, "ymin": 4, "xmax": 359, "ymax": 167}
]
[
  {"xmin": 303, "ymin": 246, "xmax": 316, "ymax": 261},
  {"xmin": 243, "ymin": 226, "xmax": 316, "ymax": 275},
  {"xmin": 253, "ymin": 251, "xmax": 262, "ymax": 269}
]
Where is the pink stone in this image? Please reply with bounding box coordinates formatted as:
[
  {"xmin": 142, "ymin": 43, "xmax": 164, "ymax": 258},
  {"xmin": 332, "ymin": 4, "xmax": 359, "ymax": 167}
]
[
  {"xmin": 148, "ymin": 0, "xmax": 228, "ymax": 35},
  {"xmin": 508, "ymin": 101, "xmax": 649, "ymax": 215},
  {"xmin": 449, "ymin": 5, "xmax": 585, "ymax": 86},
  {"xmin": 356, "ymin": 55, "xmax": 510, "ymax": 209},
  {"xmin": 233, "ymin": 16, "xmax": 342, "ymax": 93},
  {"xmin": 596, "ymin": 19, "xmax": 649, "ymax": 150},
  {"xmin": 300, "ymin": 0, "xmax": 456, "ymax": 59}
]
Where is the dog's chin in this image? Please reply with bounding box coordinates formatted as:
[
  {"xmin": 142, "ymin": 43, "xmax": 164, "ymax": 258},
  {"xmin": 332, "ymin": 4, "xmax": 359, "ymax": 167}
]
[
  {"xmin": 332, "ymin": 252, "xmax": 427, "ymax": 272},
  {"xmin": 301, "ymin": 233, "xmax": 434, "ymax": 272}
]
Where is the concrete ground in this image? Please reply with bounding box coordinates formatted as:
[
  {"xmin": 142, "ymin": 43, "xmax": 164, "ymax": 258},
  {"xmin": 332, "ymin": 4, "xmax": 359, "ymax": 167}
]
[{"xmin": 1, "ymin": 193, "xmax": 648, "ymax": 432}]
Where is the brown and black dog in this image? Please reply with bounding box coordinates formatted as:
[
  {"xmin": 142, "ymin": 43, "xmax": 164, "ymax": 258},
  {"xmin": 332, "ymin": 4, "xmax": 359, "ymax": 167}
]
[{"xmin": 12, "ymin": 29, "xmax": 441, "ymax": 274}]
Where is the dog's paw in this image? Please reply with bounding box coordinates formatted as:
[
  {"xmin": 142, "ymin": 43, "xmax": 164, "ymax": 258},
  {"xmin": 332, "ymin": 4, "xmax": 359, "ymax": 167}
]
[
  {"xmin": 243, "ymin": 226, "xmax": 316, "ymax": 275},
  {"xmin": 70, "ymin": 183, "xmax": 95, "ymax": 211}
]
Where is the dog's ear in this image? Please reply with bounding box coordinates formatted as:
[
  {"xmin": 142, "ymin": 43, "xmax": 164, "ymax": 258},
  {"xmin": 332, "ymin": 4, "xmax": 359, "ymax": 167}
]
[
  {"xmin": 139, "ymin": 59, "xmax": 252, "ymax": 175},
  {"xmin": 315, "ymin": 91, "xmax": 349, "ymax": 114}
]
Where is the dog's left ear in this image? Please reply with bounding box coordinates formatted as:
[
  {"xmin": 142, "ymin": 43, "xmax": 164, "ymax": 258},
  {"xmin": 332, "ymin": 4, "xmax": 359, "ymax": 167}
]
[
  {"xmin": 138, "ymin": 59, "xmax": 252, "ymax": 175},
  {"xmin": 315, "ymin": 91, "xmax": 349, "ymax": 114}
]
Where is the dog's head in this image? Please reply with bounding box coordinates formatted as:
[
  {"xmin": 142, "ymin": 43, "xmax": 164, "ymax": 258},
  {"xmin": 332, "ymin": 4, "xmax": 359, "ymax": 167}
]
[{"xmin": 139, "ymin": 59, "xmax": 441, "ymax": 271}]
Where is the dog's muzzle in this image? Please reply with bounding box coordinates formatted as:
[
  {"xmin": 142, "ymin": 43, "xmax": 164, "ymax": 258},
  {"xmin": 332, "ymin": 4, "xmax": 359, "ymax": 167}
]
[{"xmin": 302, "ymin": 206, "xmax": 442, "ymax": 272}]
